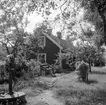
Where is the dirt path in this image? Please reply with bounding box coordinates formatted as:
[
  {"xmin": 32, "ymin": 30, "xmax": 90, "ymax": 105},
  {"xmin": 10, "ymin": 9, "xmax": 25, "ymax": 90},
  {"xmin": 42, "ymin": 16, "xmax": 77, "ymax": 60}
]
[
  {"xmin": 30, "ymin": 90, "xmax": 63, "ymax": 105},
  {"xmin": 26, "ymin": 75, "xmax": 64, "ymax": 105},
  {"xmin": 23, "ymin": 67, "xmax": 106, "ymax": 105},
  {"xmin": 27, "ymin": 90, "xmax": 64, "ymax": 105},
  {"xmin": 26, "ymin": 73, "xmax": 77, "ymax": 105}
]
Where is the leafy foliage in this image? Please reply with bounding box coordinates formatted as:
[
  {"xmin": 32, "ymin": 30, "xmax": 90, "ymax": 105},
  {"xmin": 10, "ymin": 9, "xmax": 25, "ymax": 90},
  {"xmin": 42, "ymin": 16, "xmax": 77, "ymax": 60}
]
[
  {"xmin": 0, "ymin": 0, "xmax": 29, "ymax": 57},
  {"xmin": 75, "ymin": 61, "xmax": 89, "ymax": 82},
  {"xmin": 58, "ymin": 43, "xmax": 105, "ymax": 70}
]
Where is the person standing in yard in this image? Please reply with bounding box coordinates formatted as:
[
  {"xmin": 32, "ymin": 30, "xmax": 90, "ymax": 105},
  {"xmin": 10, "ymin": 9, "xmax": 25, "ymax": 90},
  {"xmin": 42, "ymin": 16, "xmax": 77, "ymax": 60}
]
[{"xmin": 75, "ymin": 60, "xmax": 89, "ymax": 82}]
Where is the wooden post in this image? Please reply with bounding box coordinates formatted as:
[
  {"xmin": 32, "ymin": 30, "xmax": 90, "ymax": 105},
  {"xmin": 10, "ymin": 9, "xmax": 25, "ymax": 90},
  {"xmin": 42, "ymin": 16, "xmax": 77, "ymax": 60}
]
[
  {"xmin": 9, "ymin": 69, "xmax": 13, "ymax": 95},
  {"xmin": 8, "ymin": 54, "xmax": 15, "ymax": 95}
]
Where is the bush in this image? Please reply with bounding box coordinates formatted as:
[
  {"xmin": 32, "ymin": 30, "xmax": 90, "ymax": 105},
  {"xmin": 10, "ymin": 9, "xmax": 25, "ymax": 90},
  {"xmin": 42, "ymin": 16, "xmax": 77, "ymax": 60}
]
[
  {"xmin": 75, "ymin": 61, "xmax": 89, "ymax": 82},
  {"xmin": 27, "ymin": 59, "xmax": 41, "ymax": 77},
  {"xmin": 14, "ymin": 57, "xmax": 41, "ymax": 79},
  {"xmin": 94, "ymin": 60, "xmax": 105, "ymax": 67}
]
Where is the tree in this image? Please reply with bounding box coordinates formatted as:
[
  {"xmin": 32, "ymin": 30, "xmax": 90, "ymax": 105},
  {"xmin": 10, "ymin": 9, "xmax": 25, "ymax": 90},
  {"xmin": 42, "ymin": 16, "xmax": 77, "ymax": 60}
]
[
  {"xmin": 0, "ymin": 0, "xmax": 105, "ymax": 58},
  {"xmin": 0, "ymin": 0, "xmax": 101, "ymax": 46},
  {"xmin": 24, "ymin": 34, "xmax": 41, "ymax": 60},
  {"xmin": 93, "ymin": 0, "xmax": 106, "ymax": 44},
  {"xmin": 0, "ymin": 0, "xmax": 29, "ymax": 58},
  {"xmin": 0, "ymin": 0, "xmax": 54, "ymax": 59},
  {"xmin": 0, "ymin": 45, "xmax": 7, "ymax": 60},
  {"xmin": 78, "ymin": 0, "xmax": 106, "ymax": 45},
  {"xmin": 41, "ymin": 0, "xmax": 106, "ymax": 46}
]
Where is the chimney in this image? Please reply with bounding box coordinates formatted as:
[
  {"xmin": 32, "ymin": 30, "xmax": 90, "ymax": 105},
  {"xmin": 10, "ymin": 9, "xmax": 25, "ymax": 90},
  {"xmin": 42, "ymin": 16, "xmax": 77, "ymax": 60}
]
[{"xmin": 57, "ymin": 32, "xmax": 62, "ymax": 39}]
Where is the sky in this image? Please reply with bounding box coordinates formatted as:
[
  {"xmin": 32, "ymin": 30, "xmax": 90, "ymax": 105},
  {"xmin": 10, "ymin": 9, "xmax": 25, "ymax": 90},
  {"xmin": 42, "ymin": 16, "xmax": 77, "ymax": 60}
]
[
  {"xmin": 25, "ymin": 12, "xmax": 44, "ymax": 33},
  {"xmin": 25, "ymin": 7, "xmax": 61, "ymax": 34}
]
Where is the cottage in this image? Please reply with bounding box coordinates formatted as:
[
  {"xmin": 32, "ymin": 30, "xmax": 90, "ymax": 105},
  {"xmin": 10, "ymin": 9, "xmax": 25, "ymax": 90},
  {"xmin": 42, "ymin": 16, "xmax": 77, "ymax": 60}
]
[{"xmin": 37, "ymin": 31, "xmax": 64, "ymax": 64}]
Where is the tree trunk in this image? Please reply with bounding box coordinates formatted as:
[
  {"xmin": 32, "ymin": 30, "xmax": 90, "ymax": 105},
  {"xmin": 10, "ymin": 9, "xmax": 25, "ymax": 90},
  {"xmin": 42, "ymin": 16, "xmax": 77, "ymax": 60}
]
[
  {"xmin": 9, "ymin": 55, "xmax": 15, "ymax": 95},
  {"xmin": 103, "ymin": 17, "xmax": 106, "ymax": 44},
  {"xmin": 88, "ymin": 59, "xmax": 91, "ymax": 72},
  {"xmin": 9, "ymin": 70, "xmax": 13, "ymax": 95},
  {"xmin": 94, "ymin": 0, "xmax": 106, "ymax": 45},
  {"xmin": 4, "ymin": 43, "xmax": 10, "ymax": 54}
]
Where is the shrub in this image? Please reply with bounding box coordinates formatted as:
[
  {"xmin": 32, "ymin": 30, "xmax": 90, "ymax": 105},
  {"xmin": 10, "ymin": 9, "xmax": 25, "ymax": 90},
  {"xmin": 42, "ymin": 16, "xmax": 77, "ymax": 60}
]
[
  {"xmin": 75, "ymin": 61, "xmax": 89, "ymax": 82},
  {"xmin": 27, "ymin": 59, "xmax": 41, "ymax": 77},
  {"xmin": 14, "ymin": 58, "xmax": 41, "ymax": 79}
]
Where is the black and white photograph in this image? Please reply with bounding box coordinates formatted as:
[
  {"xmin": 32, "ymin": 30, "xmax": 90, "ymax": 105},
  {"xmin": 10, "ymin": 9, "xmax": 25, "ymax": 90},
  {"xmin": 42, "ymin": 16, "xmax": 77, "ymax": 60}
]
[{"xmin": 0, "ymin": 0, "xmax": 106, "ymax": 105}]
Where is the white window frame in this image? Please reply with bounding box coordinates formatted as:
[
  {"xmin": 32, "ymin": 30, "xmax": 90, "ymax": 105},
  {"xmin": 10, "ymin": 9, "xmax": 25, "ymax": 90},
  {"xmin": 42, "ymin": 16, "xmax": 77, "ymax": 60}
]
[
  {"xmin": 38, "ymin": 36, "xmax": 46, "ymax": 47},
  {"xmin": 38, "ymin": 53, "xmax": 46, "ymax": 63}
]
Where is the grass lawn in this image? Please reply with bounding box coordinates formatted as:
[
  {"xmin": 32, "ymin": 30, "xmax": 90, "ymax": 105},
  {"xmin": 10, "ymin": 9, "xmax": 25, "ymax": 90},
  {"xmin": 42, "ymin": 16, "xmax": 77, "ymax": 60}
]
[
  {"xmin": 54, "ymin": 66, "xmax": 106, "ymax": 105},
  {"xmin": 0, "ymin": 66, "xmax": 106, "ymax": 105}
]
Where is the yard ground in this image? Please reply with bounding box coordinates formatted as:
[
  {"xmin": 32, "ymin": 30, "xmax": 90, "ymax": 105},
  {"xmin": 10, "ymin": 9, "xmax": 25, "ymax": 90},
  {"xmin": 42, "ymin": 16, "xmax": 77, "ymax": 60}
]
[
  {"xmin": 1, "ymin": 67, "xmax": 106, "ymax": 105},
  {"xmin": 22, "ymin": 66, "xmax": 106, "ymax": 105}
]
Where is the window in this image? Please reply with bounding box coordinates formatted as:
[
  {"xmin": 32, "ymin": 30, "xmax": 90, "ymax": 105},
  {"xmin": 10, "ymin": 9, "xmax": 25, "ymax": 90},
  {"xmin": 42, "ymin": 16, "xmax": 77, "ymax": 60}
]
[
  {"xmin": 38, "ymin": 36, "xmax": 46, "ymax": 47},
  {"xmin": 38, "ymin": 53, "xmax": 46, "ymax": 63}
]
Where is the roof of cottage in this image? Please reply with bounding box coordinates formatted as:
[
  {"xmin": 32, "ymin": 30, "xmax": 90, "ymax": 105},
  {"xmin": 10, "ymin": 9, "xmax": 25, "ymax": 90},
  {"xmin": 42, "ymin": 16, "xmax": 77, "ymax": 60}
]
[{"xmin": 42, "ymin": 32, "xmax": 74, "ymax": 50}]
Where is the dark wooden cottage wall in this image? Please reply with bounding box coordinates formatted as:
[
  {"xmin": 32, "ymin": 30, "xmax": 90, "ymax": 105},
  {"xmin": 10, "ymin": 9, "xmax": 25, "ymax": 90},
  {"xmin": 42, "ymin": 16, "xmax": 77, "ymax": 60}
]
[{"xmin": 40, "ymin": 36, "xmax": 60, "ymax": 64}]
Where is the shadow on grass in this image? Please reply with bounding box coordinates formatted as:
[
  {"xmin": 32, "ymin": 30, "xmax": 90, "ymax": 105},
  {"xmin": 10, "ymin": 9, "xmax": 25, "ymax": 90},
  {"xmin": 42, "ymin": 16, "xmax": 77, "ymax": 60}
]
[
  {"xmin": 91, "ymin": 71, "xmax": 106, "ymax": 75},
  {"xmin": 87, "ymin": 79, "xmax": 98, "ymax": 84},
  {"xmin": 62, "ymin": 68, "xmax": 75, "ymax": 74}
]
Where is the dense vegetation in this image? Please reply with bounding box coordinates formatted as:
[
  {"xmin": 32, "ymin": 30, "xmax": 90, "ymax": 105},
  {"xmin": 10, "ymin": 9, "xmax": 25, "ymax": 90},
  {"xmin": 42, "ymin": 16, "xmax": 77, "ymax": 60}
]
[{"xmin": 0, "ymin": 0, "xmax": 106, "ymax": 93}]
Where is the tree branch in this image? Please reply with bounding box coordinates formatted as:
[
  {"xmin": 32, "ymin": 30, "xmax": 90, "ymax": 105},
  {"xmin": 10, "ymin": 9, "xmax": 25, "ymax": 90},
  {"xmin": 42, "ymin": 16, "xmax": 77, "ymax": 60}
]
[
  {"xmin": 59, "ymin": 0, "xmax": 68, "ymax": 9},
  {"xmin": 0, "ymin": 41, "xmax": 10, "ymax": 54}
]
